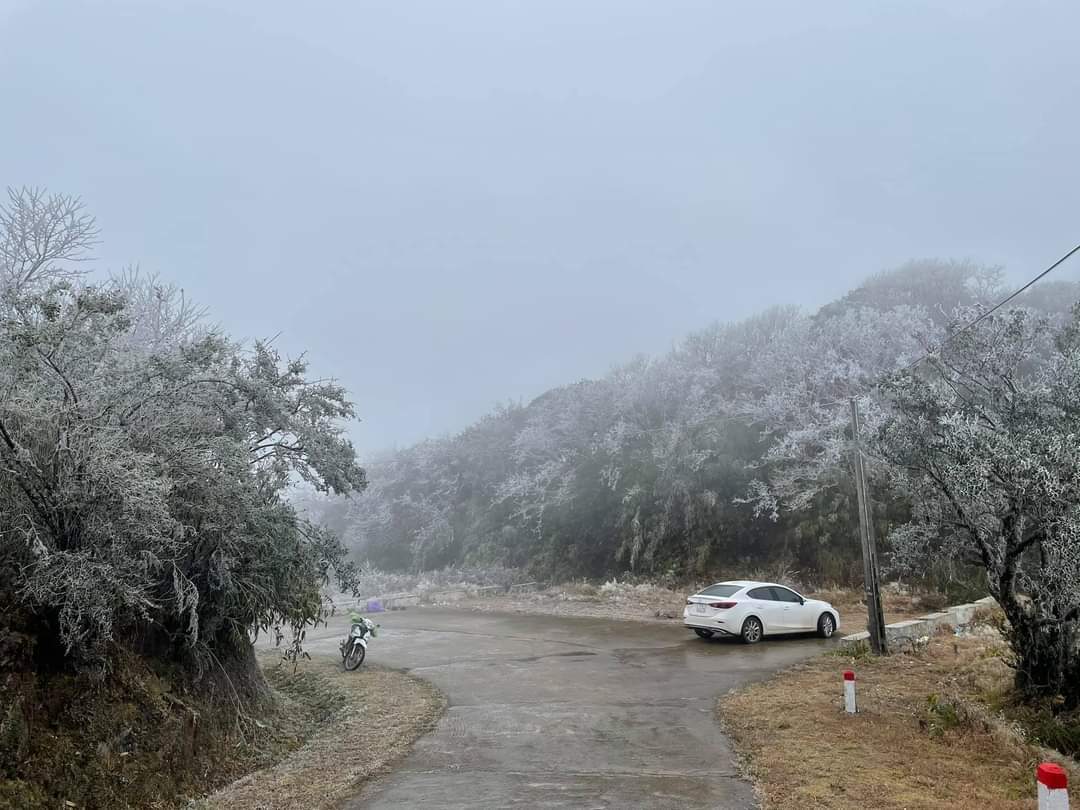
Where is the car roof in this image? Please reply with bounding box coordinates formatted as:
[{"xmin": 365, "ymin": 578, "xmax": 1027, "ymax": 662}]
[
  {"xmin": 701, "ymin": 580, "xmax": 800, "ymax": 591},
  {"xmin": 714, "ymin": 580, "xmax": 768, "ymax": 588}
]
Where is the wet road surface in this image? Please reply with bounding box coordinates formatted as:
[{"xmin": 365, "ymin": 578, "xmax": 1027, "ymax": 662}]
[{"xmin": 306, "ymin": 608, "xmax": 833, "ymax": 809}]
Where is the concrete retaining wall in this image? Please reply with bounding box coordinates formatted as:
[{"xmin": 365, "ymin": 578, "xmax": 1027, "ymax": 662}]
[{"xmin": 839, "ymin": 596, "xmax": 997, "ymax": 649}]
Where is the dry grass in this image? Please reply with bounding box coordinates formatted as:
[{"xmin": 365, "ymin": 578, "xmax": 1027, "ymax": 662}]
[
  {"xmin": 454, "ymin": 580, "xmax": 689, "ymax": 622},
  {"xmin": 199, "ymin": 655, "xmax": 446, "ymax": 810},
  {"xmin": 718, "ymin": 631, "xmax": 1079, "ymax": 809},
  {"xmin": 0, "ymin": 649, "xmax": 312, "ymax": 810}
]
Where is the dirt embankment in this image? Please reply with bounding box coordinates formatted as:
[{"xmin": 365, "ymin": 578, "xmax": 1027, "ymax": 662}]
[
  {"xmin": 0, "ymin": 649, "xmax": 279, "ymax": 810},
  {"xmin": 0, "ymin": 649, "xmax": 445, "ymax": 810}
]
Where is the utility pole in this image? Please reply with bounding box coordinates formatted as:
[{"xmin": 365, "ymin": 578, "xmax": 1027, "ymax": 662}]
[{"xmin": 850, "ymin": 398, "xmax": 888, "ymax": 655}]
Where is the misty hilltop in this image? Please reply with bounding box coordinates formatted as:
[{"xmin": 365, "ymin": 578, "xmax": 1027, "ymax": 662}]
[{"xmin": 299, "ymin": 261, "xmax": 1080, "ymax": 583}]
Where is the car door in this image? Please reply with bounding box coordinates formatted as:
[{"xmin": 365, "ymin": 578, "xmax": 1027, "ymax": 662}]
[
  {"xmin": 771, "ymin": 586, "xmax": 815, "ymax": 631},
  {"xmin": 745, "ymin": 587, "xmax": 784, "ymax": 634}
]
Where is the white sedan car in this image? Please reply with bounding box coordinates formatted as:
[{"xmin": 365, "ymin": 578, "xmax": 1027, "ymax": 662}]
[{"xmin": 683, "ymin": 580, "xmax": 840, "ymax": 643}]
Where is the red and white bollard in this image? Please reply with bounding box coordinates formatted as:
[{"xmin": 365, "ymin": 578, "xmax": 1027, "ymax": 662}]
[
  {"xmin": 843, "ymin": 670, "xmax": 857, "ymax": 714},
  {"xmin": 1038, "ymin": 763, "xmax": 1069, "ymax": 810}
]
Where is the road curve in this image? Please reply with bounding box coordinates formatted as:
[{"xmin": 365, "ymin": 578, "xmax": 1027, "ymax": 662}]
[{"xmin": 306, "ymin": 608, "xmax": 831, "ymax": 809}]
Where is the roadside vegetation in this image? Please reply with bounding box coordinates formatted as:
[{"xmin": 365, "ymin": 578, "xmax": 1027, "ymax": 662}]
[
  {"xmin": 719, "ymin": 617, "xmax": 1080, "ymax": 809},
  {"xmin": 0, "ymin": 649, "xmax": 444, "ymax": 810},
  {"xmin": 0, "ymin": 650, "xmax": 302, "ymax": 809},
  {"xmin": 0, "ymin": 188, "xmax": 371, "ymax": 807}
]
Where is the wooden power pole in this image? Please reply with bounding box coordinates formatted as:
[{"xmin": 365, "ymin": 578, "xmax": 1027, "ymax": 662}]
[{"xmin": 850, "ymin": 398, "xmax": 888, "ymax": 655}]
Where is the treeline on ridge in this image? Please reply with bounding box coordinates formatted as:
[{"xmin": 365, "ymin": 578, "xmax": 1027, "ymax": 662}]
[{"xmin": 305, "ymin": 261, "xmax": 1079, "ymax": 587}]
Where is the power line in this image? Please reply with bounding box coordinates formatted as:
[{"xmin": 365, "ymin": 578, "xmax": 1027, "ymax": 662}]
[
  {"xmin": 614, "ymin": 243, "xmax": 1080, "ymax": 435},
  {"xmin": 892, "ymin": 242, "xmax": 1080, "ymax": 377},
  {"xmin": 844, "ymin": 245, "xmax": 1078, "ymax": 657},
  {"xmin": 821, "ymin": 242, "xmax": 1080, "ymax": 406}
]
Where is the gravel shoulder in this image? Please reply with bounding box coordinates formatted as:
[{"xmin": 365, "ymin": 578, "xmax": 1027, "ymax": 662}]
[{"xmin": 198, "ymin": 653, "xmax": 446, "ymax": 810}]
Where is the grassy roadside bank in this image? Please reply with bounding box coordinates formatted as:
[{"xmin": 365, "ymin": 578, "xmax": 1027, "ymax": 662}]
[
  {"xmin": 0, "ymin": 650, "xmax": 445, "ymax": 810},
  {"xmin": 198, "ymin": 652, "xmax": 446, "ymax": 810},
  {"xmin": 717, "ymin": 628, "xmax": 1079, "ymax": 809},
  {"xmin": 0, "ymin": 649, "xmax": 294, "ymax": 810}
]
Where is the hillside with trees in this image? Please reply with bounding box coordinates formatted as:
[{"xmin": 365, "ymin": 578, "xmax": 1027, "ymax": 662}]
[
  {"xmin": 339, "ymin": 258, "xmax": 1080, "ymax": 709},
  {"xmin": 339, "ymin": 262, "xmax": 1079, "ymax": 594}
]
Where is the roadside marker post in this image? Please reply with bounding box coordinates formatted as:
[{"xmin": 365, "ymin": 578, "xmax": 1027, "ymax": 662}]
[
  {"xmin": 843, "ymin": 670, "xmax": 857, "ymax": 714},
  {"xmin": 1038, "ymin": 763, "xmax": 1069, "ymax": 810}
]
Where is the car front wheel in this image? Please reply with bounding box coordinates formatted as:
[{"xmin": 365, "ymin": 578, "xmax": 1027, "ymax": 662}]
[
  {"xmin": 741, "ymin": 616, "xmax": 763, "ymax": 644},
  {"xmin": 694, "ymin": 628, "xmax": 714, "ymax": 639},
  {"xmin": 817, "ymin": 613, "xmax": 836, "ymax": 639},
  {"xmin": 343, "ymin": 641, "xmax": 366, "ymax": 670}
]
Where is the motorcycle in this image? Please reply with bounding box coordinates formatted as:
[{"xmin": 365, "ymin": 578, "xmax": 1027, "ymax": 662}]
[{"xmin": 340, "ymin": 613, "xmax": 378, "ymax": 671}]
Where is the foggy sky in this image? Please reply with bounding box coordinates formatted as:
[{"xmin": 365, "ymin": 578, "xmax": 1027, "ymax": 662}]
[{"xmin": 3, "ymin": 0, "xmax": 1079, "ymax": 454}]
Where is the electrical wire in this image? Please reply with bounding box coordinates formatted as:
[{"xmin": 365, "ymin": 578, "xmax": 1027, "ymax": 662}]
[
  {"xmin": 892, "ymin": 243, "xmax": 1080, "ymax": 377},
  {"xmin": 805, "ymin": 243, "xmax": 1080, "ymax": 406},
  {"xmin": 607, "ymin": 243, "xmax": 1080, "ymax": 435}
]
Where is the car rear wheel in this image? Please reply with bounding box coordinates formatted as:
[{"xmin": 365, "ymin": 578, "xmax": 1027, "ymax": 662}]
[
  {"xmin": 740, "ymin": 616, "xmax": 763, "ymax": 644},
  {"xmin": 693, "ymin": 628, "xmax": 714, "ymax": 639},
  {"xmin": 817, "ymin": 613, "xmax": 836, "ymax": 639}
]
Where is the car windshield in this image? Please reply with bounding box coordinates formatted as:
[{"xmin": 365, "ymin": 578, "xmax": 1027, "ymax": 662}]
[{"xmin": 698, "ymin": 584, "xmax": 740, "ymax": 598}]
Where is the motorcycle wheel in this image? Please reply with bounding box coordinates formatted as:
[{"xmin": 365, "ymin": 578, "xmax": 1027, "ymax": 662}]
[{"xmin": 343, "ymin": 641, "xmax": 366, "ymax": 671}]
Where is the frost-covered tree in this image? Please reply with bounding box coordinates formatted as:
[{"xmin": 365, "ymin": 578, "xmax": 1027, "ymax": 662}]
[
  {"xmin": 878, "ymin": 308, "xmax": 1080, "ymax": 707},
  {"xmin": 738, "ymin": 305, "xmax": 941, "ymax": 516},
  {"xmin": 0, "ymin": 187, "xmax": 365, "ymax": 677},
  {"xmin": 0, "ymin": 187, "xmax": 98, "ymax": 293},
  {"xmin": 340, "ymin": 260, "xmax": 1077, "ymax": 592}
]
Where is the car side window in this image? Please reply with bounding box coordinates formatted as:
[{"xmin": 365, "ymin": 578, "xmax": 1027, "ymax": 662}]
[
  {"xmin": 771, "ymin": 587, "xmax": 802, "ymax": 603},
  {"xmin": 747, "ymin": 587, "xmax": 774, "ymax": 600}
]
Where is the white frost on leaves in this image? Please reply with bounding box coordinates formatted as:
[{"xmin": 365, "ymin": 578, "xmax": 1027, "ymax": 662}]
[
  {"xmin": 880, "ymin": 308, "xmax": 1080, "ymax": 628},
  {"xmin": 1, "ymin": 188, "xmax": 366, "ymax": 668}
]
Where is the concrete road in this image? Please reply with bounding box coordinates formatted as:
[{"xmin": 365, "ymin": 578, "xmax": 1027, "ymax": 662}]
[{"xmin": 311, "ymin": 608, "xmax": 832, "ymax": 809}]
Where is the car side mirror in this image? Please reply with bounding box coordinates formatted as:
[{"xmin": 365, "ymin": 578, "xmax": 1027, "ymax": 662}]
[{"xmin": 799, "ymin": 598, "xmax": 805, "ymax": 605}]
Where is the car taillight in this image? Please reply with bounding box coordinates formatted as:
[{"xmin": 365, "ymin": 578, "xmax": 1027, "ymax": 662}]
[{"xmin": 709, "ymin": 601, "xmax": 737, "ymax": 609}]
